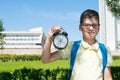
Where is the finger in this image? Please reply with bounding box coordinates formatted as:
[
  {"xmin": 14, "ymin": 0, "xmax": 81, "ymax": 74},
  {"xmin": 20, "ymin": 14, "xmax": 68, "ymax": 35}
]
[
  {"xmin": 54, "ymin": 26, "xmax": 62, "ymax": 32},
  {"xmin": 51, "ymin": 26, "xmax": 62, "ymax": 32}
]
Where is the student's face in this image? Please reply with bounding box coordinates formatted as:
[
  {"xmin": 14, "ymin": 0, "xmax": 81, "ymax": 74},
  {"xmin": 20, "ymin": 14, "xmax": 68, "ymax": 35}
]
[{"xmin": 80, "ymin": 18, "xmax": 100, "ymax": 40}]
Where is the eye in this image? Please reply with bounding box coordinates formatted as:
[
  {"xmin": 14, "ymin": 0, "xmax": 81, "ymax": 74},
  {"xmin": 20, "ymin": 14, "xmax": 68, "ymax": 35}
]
[
  {"xmin": 92, "ymin": 24, "xmax": 99, "ymax": 28},
  {"xmin": 85, "ymin": 24, "xmax": 90, "ymax": 27},
  {"xmin": 83, "ymin": 24, "xmax": 90, "ymax": 27},
  {"xmin": 82, "ymin": 23, "xmax": 99, "ymax": 29}
]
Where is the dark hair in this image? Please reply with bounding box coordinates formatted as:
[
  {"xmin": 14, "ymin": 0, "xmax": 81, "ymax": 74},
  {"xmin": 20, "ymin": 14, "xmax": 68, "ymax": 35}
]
[{"xmin": 80, "ymin": 9, "xmax": 99, "ymax": 25}]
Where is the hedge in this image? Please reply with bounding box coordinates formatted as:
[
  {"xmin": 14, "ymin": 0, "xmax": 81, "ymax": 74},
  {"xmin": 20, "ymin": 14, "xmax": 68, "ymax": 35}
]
[
  {"xmin": 111, "ymin": 66, "xmax": 120, "ymax": 80},
  {"xmin": 0, "ymin": 54, "xmax": 41, "ymax": 62},
  {"xmin": 0, "ymin": 67, "xmax": 119, "ymax": 80},
  {"xmin": 0, "ymin": 54, "xmax": 120, "ymax": 62}
]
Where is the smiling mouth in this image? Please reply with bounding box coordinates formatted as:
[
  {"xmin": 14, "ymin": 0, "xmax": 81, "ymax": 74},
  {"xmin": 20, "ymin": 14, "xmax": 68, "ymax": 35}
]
[{"xmin": 88, "ymin": 32, "xmax": 95, "ymax": 35}]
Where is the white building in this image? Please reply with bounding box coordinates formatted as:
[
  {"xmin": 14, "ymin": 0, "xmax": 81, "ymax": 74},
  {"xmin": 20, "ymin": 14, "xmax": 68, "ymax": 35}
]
[
  {"xmin": 0, "ymin": 27, "xmax": 46, "ymax": 55},
  {"xmin": 1, "ymin": 27, "xmax": 46, "ymax": 49},
  {"xmin": 99, "ymin": 0, "xmax": 120, "ymax": 51}
]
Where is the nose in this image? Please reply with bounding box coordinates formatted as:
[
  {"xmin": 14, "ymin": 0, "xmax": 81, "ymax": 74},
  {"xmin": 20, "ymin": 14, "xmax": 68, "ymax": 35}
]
[{"xmin": 89, "ymin": 25, "xmax": 94, "ymax": 30}]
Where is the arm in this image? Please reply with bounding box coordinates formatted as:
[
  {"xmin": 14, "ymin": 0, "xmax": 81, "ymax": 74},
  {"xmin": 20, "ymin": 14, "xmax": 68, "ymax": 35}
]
[
  {"xmin": 41, "ymin": 26, "xmax": 63, "ymax": 63},
  {"xmin": 104, "ymin": 47, "xmax": 113, "ymax": 80},
  {"xmin": 104, "ymin": 66, "xmax": 112, "ymax": 80}
]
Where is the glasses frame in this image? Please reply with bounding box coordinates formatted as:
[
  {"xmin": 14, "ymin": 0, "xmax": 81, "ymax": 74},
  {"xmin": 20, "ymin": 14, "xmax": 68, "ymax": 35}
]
[{"xmin": 82, "ymin": 23, "xmax": 100, "ymax": 29}]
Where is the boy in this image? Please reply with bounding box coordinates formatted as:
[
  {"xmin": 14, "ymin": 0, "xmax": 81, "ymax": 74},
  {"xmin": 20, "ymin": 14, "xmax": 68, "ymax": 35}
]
[{"xmin": 41, "ymin": 9, "xmax": 112, "ymax": 80}]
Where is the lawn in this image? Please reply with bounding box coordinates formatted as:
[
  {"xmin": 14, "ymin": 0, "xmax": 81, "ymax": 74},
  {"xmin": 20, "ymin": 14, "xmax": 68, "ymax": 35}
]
[
  {"xmin": 112, "ymin": 59, "xmax": 120, "ymax": 66},
  {"xmin": 0, "ymin": 60, "xmax": 69, "ymax": 72},
  {"xmin": 0, "ymin": 59, "xmax": 119, "ymax": 72}
]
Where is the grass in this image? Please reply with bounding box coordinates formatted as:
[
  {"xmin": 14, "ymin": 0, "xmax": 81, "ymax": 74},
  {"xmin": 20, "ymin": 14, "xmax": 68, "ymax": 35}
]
[
  {"xmin": 0, "ymin": 59, "xmax": 119, "ymax": 73},
  {"xmin": 112, "ymin": 59, "xmax": 120, "ymax": 66},
  {"xmin": 0, "ymin": 60, "xmax": 69, "ymax": 72}
]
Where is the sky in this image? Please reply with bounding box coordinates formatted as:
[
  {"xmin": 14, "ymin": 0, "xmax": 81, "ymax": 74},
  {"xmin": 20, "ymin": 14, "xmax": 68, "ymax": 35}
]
[{"xmin": 0, "ymin": 0, "xmax": 99, "ymax": 41}]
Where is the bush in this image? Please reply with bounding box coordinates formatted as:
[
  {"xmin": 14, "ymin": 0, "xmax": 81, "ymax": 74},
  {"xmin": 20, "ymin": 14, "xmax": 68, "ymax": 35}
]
[
  {"xmin": 0, "ymin": 72, "xmax": 13, "ymax": 80},
  {"xmin": 12, "ymin": 67, "xmax": 68, "ymax": 80},
  {"xmin": 112, "ymin": 55, "xmax": 120, "ymax": 60},
  {"xmin": 0, "ymin": 54, "xmax": 120, "ymax": 62},
  {"xmin": 111, "ymin": 66, "xmax": 120, "ymax": 80},
  {"xmin": 0, "ymin": 54, "xmax": 11, "ymax": 62},
  {"xmin": 0, "ymin": 54, "xmax": 41, "ymax": 62},
  {"xmin": 0, "ymin": 67, "xmax": 119, "ymax": 80}
]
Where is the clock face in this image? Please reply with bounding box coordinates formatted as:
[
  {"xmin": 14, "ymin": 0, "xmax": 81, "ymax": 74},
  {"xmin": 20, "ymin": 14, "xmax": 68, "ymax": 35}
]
[{"xmin": 53, "ymin": 34, "xmax": 68, "ymax": 49}]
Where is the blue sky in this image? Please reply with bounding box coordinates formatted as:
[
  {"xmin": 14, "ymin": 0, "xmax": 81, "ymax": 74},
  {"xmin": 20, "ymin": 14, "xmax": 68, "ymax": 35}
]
[{"xmin": 0, "ymin": 0, "xmax": 99, "ymax": 41}]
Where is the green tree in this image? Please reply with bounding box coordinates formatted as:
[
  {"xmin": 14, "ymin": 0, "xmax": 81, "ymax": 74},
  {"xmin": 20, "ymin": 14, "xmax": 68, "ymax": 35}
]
[
  {"xmin": 0, "ymin": 20, "xmax": 5, "ymax": 49},
  {"xmin": 106, "ymin": 0, "xmax": 120, "ymax": 19}
]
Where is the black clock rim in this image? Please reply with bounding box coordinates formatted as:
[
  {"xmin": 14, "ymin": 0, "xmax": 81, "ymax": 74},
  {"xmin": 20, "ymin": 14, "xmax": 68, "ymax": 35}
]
[{"xmin": 53, "ymin": 34, "xmax": 68, "ymax": 50}]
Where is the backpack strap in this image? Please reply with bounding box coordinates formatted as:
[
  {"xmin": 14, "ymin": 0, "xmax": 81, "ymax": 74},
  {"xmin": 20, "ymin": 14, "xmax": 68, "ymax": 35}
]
[
  {"xmin": 68, "ymin": 40, "xmax": 81, "ymax": 79},
  {"xmin": 99, "ymin": 43, "xmax": 108, "ymax": 72},
  {"xmin": 70, "ymin": 40, "xmax": 81, "ymax": 70}
]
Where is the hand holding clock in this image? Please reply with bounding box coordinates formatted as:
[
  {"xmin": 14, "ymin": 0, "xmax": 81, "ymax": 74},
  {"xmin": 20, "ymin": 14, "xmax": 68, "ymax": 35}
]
[
  {"xmin": 47, "ymin": 26, "xmax": 62, "ymax": 38},
  {"xmin": 47, "ymin": 26, "xmax": 68, "ymax": 50},
  {"xmin": 41, "ymin": 26, "xmax": 64, "ymax": 63}
]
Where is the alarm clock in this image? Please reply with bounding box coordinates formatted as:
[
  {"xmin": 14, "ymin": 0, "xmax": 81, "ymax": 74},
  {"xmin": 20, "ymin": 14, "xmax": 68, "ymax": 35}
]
[{"xmin": 53, "ymin": 30, "xmax": 68, "ymax": 50}]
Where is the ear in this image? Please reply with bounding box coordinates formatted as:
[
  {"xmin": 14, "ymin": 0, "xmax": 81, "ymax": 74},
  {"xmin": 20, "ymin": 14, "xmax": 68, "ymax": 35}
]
[{"xmin": 98, "ymin": 24, "xmax": 100, "ymax": 31}]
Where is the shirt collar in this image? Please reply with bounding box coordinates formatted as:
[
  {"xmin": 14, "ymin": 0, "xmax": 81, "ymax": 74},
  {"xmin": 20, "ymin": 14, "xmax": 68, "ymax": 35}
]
[{"xmin": 81, "ymin": 40, "xmax": 99, "ymax": 52}]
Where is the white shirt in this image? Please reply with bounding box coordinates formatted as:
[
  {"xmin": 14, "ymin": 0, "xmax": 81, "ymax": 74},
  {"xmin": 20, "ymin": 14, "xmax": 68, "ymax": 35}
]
[{"xmin": 59, "ymin": 40, "xmax": 113, "ymax": 80}]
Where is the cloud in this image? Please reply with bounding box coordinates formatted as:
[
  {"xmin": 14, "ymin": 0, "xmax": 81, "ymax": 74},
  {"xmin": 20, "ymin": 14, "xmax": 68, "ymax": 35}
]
[
  {"xmin": 22, "ymin": 3, "xmax": 81, "ymax": 21},
  {"xmin": 37, "ymin": 11, "xmax": 81, "ymax": 21},
  {"xmin": 24, "ymin": 8, "xmax": 81, "ymax": 21}
]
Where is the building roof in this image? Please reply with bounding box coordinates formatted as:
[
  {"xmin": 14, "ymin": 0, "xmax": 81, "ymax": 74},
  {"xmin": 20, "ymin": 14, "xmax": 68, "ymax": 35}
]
[{"xmin": 0, "ymin": 27, "xmax": 43, "ymax": 34}]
